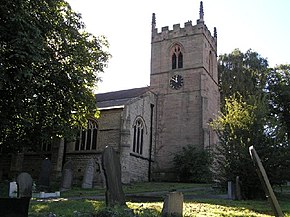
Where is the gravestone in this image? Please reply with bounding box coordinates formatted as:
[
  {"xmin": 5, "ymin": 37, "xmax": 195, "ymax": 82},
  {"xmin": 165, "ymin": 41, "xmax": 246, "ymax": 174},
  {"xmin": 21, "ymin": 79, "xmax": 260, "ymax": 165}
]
[
  {"xmin": 60, "ymin": 160, "xmax": 73, "ymax": 191},
  {"xmin": 102, "ymin": 146, "xmax": 126, "ymax": 206},
  {"xmin": 17, "ymin": 172, "xmax": 33, "ymax": 198},
  {"xmin": 82, "ymin": 158, "xmax": 95, "ymax": 189},
  {"xmin": 227, "ymin": 181, "xmax": 235, "ymax": 200},
  {"xmin": 161, "ymin": 191, "xmax": 183, "ymax": 217},
  {"xmin": 39, "ymin": 158, "xmax": 52, "ymax": 190},
  {"xmin": 9, "ymin": 181, "xmax": 18, "ymax": 198},
  {"xmin": 249, "ymin": 146, "xmax": 284, "ymax": 217}
]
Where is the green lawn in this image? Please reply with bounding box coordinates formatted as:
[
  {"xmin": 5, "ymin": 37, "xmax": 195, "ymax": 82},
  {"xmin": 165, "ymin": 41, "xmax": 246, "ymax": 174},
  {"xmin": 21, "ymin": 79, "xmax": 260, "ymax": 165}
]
[{"xmin": 27, "ymin": 182, "xmax": 290, "ymax": 217}]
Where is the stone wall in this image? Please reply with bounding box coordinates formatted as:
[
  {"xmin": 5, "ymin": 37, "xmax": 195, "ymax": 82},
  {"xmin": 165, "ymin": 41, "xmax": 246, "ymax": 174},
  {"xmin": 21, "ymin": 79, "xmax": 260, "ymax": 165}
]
[{"xmin": 120, "ymin": 92, "xmax": 156, "ymax": 183}]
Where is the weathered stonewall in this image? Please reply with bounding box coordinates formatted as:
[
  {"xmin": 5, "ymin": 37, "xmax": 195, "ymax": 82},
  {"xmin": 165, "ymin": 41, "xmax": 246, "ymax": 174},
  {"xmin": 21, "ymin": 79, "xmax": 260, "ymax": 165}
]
[
  {"xmin": 82, "ymin": 158, "xmax": 95, "ymax": 189},
  {"xmin": 162, "ymin": 191, "xmax": 183, "ymax": 217},
  {"xmin": 17, "ymin": 172, "xmax": 33, "ymax": 198},
  {"xmin": 102, "ymin": 146, "xmax": 126, "ymax": 206},
  {"xmin": 60, "ymin": 160, "xmax": 73, "ymax": 191},
  {"xmin": 249, "ymin": 146, "xmax": 284, "ymax": 217}
]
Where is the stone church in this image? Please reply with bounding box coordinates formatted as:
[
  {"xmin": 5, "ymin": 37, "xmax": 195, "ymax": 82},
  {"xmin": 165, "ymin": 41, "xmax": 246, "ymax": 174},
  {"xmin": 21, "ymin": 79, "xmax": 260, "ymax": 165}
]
[{"xmin": 0, "ymin": 2, "xmax": 219, "ymax": 185}]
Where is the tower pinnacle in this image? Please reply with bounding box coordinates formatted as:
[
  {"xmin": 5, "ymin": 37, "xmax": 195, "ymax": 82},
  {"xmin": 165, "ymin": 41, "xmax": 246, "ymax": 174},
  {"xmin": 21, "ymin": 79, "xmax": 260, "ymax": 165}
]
[
  {"xmin": 152, "ymin": 13, "xmax": 156, "ymax": 31},
  {"xmin": 214, "ymin": 27, "xmax": 217, "ymax": 38},
  {"xmin": 197, "ymin": 1, "xmax": 204, "ymax": 24},
  {"xmin": 199, "ymin": 1, "xmax": 204, "ymax": 21}
]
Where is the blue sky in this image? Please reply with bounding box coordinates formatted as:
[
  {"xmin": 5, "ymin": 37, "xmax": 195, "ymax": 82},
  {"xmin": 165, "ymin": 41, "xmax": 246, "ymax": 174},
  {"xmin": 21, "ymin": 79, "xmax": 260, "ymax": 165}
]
[{"xmin": 67, "ymin": 0, "xmax": 290, "ymax": 93}]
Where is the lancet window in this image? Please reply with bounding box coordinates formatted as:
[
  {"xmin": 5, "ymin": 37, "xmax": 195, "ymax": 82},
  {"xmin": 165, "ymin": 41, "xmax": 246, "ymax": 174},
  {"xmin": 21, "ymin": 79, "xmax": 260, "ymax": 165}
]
[{"xmin": 172, "ymin": 44, "xmax": 183, "ymax": 69}]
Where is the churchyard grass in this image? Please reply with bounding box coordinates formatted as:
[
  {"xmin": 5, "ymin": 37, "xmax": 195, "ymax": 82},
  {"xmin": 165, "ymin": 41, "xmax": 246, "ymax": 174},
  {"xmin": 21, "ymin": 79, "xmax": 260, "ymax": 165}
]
[
  {"xmin": 29, "ymin": 198, "xmax": 290, "ymax": 216},
  {"xmin": 27, "ymin": 182, "xmax": 290, "ymax": 216}
]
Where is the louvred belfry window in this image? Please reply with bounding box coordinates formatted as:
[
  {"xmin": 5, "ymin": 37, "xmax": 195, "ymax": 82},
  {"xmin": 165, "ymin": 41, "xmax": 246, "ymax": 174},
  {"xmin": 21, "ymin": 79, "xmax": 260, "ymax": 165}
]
[{"xmin": 172, "ymin": 44, "xmax": 183, "ymax": 69}]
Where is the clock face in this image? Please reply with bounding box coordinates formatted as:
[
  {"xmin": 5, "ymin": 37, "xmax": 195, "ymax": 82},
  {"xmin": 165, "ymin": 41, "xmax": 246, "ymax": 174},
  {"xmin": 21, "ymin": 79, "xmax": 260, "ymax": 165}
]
[{"xmin": 170, "ymin": 74, "xmax": 184, "ymax": 89}]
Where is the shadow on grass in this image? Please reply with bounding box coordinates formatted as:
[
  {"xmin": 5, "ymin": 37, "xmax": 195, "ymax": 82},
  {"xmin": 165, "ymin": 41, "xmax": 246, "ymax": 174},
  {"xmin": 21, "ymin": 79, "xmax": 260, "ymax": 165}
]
[{"xmin": 29, "ymin": 199, "xmax": 104, "ymax": 217}]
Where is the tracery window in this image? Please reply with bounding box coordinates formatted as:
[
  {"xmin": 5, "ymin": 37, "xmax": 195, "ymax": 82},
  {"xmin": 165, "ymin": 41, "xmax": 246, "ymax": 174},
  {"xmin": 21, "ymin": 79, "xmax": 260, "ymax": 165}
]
[
  {"xmin": 172, "ymin": 44, "xmax": 183, "ymax": 69},
  {"xmin": 75, "ymin": 119, "xmax": 98, "ymax": 151},
  {"xmin": 133, "ymin": 119, "xmax": 144, "ymax": 155}
]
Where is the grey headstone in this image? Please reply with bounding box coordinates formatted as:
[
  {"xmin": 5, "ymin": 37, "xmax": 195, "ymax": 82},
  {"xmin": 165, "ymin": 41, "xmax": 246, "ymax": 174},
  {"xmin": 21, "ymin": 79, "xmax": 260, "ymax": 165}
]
[
  {"xmin": 39, "ymin": 158, "xmax": 52, "ymax": 190},
  {"xmin": 227, "ymin": 181, "xmax": 235, "ymax": 200},
  {"xmin": 9, "ymin": 181, "xmax": 18, "ymax": 198},
  {"xmin": 60, "ymin": 160, "xmax": 73, "ymax": 191},
  {"xmin": 102, "ymin": 146, "xmax": 126, "ymax": 207},
  {"xmin": 162, "ymin": 191, "xmax": 183, "ymax": 217},
  {"xmin": 82, "ymin": 158, "xmax": 95, "ymax": 189},
  {"xmin": 249, "ymin": 146, "xmax": 284, "ymax": 217},
  {"xmin": 17, "ymin": 172, "xmax": 33, "ymax": 198}
]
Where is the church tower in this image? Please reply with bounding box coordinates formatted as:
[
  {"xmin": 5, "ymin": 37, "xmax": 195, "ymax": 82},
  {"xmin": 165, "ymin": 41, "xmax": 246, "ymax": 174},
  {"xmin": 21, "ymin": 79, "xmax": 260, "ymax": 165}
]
[{"xmin": 150, "ymin": 2, "xmax": 220, "ymax": 180}]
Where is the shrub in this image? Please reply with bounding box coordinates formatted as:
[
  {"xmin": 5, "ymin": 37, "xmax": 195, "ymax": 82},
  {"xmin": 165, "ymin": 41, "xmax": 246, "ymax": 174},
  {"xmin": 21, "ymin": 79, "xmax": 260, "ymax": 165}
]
[{"xmin": 173, "ymin": 145, "xmax": 212, "ymax": 183}]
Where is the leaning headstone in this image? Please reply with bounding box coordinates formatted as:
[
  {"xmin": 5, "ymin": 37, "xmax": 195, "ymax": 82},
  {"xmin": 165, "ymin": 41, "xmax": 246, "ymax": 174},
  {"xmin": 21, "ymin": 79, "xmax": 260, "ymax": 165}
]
[
  {"xmin": 60, "ymin": 160, "xmax": 73, "ymax": 191},
  {"xmin": 39, "ymin": 158, "xmax": 52, "ymax": 190},
  {"xmin": 102, "ymin": 146, "xmax": 126, "ymax": 206},
  {"xmin": 17, "ymin": 172, "xmax": 33, "ymax": 198},
  {"xmin": 249, "ymin": 146, "xmax": 284, "ymax": 217},
  {"xmin": 82, "ymin": 158, "xmax": 95, "ymax": 189},
  {"xmin": 161, "ymin": 191, "xmax": 183, "ymax": 217},
  {"xmin": 9, "ymin": 181, "xmax": 18, "ymax": 198}
]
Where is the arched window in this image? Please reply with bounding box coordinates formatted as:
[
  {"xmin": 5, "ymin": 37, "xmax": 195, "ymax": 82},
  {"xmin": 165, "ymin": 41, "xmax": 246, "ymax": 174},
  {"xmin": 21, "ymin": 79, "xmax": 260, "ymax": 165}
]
[
  {"xmin": 171, "ymin": 44, "xmax": 183, "ymax": 69},
  {"xmin": 133, "ymin": 119, "xmax": 144, "ymax": 155},
  {"xmin": 75, "ymin": 119, "xmax": 98, "ymax": 151},
  {"xmin": 172, "ymin": 53, "xmax": 177, "ymax": 69}
]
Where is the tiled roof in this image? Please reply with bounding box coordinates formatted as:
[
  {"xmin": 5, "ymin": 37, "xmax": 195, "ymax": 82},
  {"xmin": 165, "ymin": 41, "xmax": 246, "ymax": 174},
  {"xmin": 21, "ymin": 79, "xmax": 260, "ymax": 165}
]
[{"xmin": 96, "ymin": 86, "xmax": 150, "ymax": 109}]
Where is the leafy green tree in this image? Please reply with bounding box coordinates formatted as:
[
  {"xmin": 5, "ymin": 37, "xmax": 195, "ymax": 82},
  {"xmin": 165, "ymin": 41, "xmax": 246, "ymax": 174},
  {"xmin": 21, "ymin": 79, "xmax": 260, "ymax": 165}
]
[
  {"xmin": 214, "ymin": 49, "xmax": 290, "ymax": 199},
  {"xmin": 211, "ymin": 94, "xmax": 266, "ymax": 198},
  {"xmin": 0, "ymin": 0, "xmax": 110, "ymax": 152},
  {"xmin": 218, "ymin": 49, "xmax": 268, "ymax": 105},
  {"xmin": 265, "ymin": 64, "xmax": 290, "ymax": 183},
  {"xmin": 267, "ymin": 64, "xmax": 290, "ymax": 142}
]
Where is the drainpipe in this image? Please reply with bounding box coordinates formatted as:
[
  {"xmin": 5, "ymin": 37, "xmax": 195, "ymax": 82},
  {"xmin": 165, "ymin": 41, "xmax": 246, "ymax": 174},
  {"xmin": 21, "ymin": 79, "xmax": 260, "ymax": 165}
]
[{"xmin": 148, "ymin": 103, "xmax": 154, "ymax": 181}]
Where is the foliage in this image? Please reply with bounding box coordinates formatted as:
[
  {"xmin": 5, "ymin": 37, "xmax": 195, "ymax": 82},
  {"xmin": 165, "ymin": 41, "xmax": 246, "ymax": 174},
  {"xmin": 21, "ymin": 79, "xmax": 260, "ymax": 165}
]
[
  {"xmin": 218, "ymin": 48, "xmax": 269, "ymax": 105},
  {"xmin": 267, "ymin": 64, "xmax": 290, "ymax": 142},
  {"xmin": 173, "ymin": 145, "xmax": 212, "ymax": 183},
  {"xmin": 0, "ymin": 0, "xmax": 110, "ymax": 152},
  {"xmin": 211, "ymin": 95, "xmax": 265, "ymax": 198},
  {"xmin": 214, "ymin": 49, "xmax": 290, "ymax": 199}
]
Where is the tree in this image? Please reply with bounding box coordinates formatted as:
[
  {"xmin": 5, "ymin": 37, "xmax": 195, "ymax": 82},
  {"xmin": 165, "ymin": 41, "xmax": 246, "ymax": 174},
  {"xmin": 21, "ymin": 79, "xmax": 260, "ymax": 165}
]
[
  {"xmin": 0, "ymin": 0, "xmax": 110, "ymax": 152},
  {"xmin": 211, "ymin": 94, "xmax": 266, "ymax": 198},
  {"xmin": 213, "ymin": 49, "xmax": 290, "ymax": 199},
  {"xmin": 265, "ymin": 65, "xmax": 290, "ymax": 184},
  {"xmin": 218, "ymin": 49, "xmax": 269, "ymax": 105},
  {"xmin": 267, "ymin": 64, "xmax": 290, "ymax": 142}
]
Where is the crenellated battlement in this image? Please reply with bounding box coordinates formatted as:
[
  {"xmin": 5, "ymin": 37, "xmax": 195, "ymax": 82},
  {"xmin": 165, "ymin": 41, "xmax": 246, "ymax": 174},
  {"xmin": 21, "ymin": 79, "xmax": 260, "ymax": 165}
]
[
  {"xmin": 151, "ymin": 1, "xmax": 217, "ymax": 50},
  {"xmin": 152, "ymin": 20, "xmax": 217, "ymax": 49}
]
